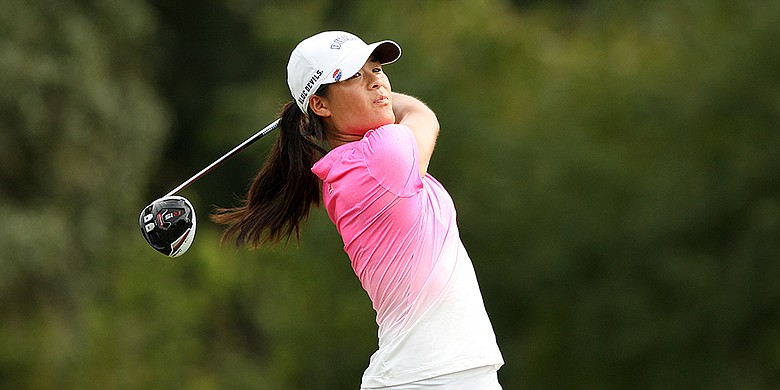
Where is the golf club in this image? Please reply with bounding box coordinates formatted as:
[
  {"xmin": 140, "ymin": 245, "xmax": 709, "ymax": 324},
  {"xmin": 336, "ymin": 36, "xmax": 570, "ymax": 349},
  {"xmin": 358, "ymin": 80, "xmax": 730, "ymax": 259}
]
[{"xmin": 139, "ymin": 118, "xmax": 281, "ymax": 257}]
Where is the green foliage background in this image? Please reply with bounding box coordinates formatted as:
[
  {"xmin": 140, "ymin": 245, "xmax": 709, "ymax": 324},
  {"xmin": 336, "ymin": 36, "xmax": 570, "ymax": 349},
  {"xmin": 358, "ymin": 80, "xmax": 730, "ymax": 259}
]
[{"xmin": 1, "ymin": 0, "xmax": 779, "ymax": 388}]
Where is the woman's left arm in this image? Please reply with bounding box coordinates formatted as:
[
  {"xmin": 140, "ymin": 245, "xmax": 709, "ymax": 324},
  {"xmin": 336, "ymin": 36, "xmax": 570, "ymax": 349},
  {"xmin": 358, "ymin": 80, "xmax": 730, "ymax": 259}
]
[{"xmin": 392, "ymin": 92, "xmax": 440, "ymax": 177}]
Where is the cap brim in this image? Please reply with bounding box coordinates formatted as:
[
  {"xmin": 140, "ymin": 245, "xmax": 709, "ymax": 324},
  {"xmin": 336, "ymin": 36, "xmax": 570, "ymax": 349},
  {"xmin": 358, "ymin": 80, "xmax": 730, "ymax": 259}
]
[
  {"xmin": 372, "ymin": 40, "xmax": 402, "ymax": 65},
  {"xmin": 321, "ymin": 40, "xmax": 402, "ymax": 85}
]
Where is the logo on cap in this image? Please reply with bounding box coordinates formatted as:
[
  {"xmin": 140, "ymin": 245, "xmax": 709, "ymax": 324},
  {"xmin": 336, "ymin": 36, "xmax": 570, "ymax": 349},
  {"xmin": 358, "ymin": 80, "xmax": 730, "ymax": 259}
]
[
  {"xmin": 297, "ymin": 70, "xmax": 324, "ymax": 106},
  {"xmin": 330, "ymin": 35, "xmax": 358, "ymax": 50},
  {"xmin": 332, "ymin": 69, "xmax": 342, "ymax": 82}
]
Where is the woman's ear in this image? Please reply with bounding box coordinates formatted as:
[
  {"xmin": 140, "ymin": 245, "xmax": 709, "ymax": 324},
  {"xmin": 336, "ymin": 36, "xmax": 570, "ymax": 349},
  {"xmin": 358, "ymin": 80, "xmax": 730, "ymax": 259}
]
[{"xmin": 309, "ymin": 95, "xmax": 331, "ymax": 117}]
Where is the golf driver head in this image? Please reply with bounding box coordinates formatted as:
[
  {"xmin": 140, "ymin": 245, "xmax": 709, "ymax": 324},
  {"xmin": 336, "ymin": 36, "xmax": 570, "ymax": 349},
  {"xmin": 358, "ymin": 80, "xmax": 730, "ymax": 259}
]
[{"xmin": 139, "ymin": 195, "xmax": 196, "ymax": 257}]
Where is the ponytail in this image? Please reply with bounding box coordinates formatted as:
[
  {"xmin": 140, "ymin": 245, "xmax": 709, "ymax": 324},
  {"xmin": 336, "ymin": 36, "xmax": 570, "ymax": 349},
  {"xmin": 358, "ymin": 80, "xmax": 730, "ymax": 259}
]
[{"xmin": 211, "ymin": 101, "xmax": 327, "ymax": 248}]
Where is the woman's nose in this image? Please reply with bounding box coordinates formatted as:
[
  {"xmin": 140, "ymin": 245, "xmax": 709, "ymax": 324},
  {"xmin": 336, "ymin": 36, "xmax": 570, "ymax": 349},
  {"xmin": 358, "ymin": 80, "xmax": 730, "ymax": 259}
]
[{"xmin": 368, "ymin": 74, "xmax": 384, "ymax": 89}]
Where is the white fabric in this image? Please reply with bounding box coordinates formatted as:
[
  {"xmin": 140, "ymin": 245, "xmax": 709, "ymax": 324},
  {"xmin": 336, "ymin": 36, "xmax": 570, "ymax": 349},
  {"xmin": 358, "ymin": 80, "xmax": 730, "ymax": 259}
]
[{"xmin": 361, "ymin": 365, "xmax": 502, "ymax": 390}]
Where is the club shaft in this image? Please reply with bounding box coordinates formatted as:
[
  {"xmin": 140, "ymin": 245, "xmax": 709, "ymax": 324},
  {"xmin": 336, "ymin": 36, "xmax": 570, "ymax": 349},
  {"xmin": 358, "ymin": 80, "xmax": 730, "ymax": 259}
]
[{"xmin": 164, "ymin": 119, "xmax": 281, "ymax": 197}]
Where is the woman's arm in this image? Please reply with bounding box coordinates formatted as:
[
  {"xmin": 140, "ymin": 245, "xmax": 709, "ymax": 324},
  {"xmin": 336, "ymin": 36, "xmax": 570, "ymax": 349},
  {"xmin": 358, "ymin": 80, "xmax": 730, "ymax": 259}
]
[{"xmin": 392, "ymin": 92, "xmax": 440, "ymax": 177}]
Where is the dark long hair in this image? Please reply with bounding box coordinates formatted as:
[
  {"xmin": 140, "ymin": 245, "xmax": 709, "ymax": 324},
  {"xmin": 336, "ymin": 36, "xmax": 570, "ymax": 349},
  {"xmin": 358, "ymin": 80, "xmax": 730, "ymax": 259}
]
[{"xmin": 210, "ymin": 98, "xmax": 328, "ymax": 248}]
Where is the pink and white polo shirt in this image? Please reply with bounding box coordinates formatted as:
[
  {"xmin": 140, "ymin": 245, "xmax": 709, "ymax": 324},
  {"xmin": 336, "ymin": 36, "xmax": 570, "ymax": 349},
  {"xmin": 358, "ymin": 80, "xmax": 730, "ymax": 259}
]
[{"xmin": 311, "ymin": 124, "xmax": 503, "ymax": 388}]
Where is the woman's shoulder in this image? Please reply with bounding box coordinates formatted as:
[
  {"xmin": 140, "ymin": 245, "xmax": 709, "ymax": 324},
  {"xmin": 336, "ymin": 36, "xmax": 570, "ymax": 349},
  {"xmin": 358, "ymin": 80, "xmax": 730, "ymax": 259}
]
[
  {"xmin": 362, "ymin": 124, "xmax": 417, "ymax": 163},
  {"xmin": 361, "ymin": 124, "xmax": 422, "ymax": 195},
  {"xmin": 366, "ymin": 123, "xmax": 415, "ymax": 144}
]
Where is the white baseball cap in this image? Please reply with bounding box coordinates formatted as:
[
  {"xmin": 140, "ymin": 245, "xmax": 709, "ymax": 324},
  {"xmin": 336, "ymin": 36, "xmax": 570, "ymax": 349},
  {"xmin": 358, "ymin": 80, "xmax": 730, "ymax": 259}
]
[{"xmin": 287, "ymin": 31, "xmax": 401, "ymax": 113}]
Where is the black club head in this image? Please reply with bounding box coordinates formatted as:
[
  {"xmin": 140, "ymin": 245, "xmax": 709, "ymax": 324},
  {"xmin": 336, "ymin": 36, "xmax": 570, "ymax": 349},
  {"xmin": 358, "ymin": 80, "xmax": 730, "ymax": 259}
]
[{"xmin": 139, "ymin": 196, "xmax": 196, "ymax": 257}]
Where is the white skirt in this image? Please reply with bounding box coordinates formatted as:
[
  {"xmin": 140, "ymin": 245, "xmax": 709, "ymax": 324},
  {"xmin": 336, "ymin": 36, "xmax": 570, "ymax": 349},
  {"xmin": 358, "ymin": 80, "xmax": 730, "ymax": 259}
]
[{"xmin": 361, "ymin": 365, "xmax": 502, "ymax": 390}]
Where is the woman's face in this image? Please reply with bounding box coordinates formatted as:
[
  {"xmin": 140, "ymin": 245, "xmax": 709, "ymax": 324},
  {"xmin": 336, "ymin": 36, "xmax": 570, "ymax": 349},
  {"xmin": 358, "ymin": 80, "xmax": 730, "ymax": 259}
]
[{"xmin": 311, "ymin": 59, "xmax": 395, "ymax": 140}]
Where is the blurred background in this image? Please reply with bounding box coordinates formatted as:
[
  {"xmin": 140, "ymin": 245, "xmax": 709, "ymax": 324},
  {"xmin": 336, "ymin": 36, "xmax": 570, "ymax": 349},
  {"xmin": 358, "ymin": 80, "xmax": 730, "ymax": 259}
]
[{"xmin": 1, "ymin": 0, "xmax": 779, "ymax": 388}]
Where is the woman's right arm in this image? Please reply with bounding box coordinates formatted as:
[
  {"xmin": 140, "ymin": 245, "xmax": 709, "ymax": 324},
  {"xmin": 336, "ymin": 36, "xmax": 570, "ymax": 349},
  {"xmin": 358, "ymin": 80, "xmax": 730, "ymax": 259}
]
[{"xmin": 392, "ymin": 93, "xmax": 440, "ymax": 177}]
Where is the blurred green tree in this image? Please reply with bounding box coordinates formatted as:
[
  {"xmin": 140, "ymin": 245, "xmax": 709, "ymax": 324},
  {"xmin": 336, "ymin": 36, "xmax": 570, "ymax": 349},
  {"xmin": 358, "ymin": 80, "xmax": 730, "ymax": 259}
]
[{"xmin": 0, "ymin": 0, "xmax": 169, "ymax": 387}]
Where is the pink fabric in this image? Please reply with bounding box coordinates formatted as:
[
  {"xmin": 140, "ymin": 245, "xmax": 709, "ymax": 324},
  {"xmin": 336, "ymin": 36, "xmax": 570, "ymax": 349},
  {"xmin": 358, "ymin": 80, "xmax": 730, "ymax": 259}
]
[
  {"xmin": 312, "ymin": 124, "xmax": 444, "ymax": 318},
  {"xmin": 311, "ymin": 124, "xmax": 503, "ymax": 387}
]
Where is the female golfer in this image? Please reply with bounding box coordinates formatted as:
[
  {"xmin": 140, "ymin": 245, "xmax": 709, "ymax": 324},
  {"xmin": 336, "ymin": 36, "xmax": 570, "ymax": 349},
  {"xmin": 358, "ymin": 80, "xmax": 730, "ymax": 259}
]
[{"xmin": 212, "ymin": 31, "xmax": 504, "ymax": 389}]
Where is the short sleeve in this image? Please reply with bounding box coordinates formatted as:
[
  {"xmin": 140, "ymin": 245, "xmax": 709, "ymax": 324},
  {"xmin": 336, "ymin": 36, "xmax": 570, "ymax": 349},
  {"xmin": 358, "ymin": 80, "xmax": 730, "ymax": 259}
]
[{"xmin": 361, "ymin": 124, "xmax": 423, "ymax": 197}]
